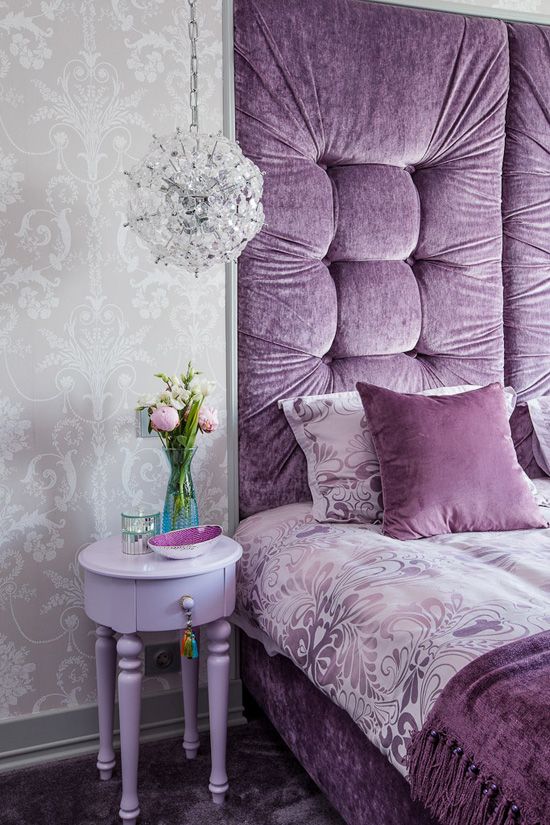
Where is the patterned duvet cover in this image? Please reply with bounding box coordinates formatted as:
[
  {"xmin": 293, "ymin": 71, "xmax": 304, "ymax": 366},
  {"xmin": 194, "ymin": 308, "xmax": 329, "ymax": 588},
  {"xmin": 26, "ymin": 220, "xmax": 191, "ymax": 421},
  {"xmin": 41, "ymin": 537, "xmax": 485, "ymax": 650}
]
[{"xmin": 234, "ymin": 489, "xmax": 550, "ymax": 776}]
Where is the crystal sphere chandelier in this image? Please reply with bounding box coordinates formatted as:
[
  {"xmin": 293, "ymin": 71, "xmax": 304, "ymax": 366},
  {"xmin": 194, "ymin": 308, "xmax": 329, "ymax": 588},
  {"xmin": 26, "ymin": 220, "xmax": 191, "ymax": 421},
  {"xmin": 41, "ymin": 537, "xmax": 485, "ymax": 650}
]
[{"xmin": 124, "ymin": 0, "xmax": 264, "ymax": 276}]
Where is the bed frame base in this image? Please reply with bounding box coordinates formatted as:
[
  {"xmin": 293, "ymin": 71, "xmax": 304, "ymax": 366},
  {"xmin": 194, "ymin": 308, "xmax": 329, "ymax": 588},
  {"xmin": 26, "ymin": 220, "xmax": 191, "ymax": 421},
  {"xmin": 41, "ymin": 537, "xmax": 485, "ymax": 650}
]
[{"xmin": 240, "ymin": 634, "xmax": 438, "ymax": 825}]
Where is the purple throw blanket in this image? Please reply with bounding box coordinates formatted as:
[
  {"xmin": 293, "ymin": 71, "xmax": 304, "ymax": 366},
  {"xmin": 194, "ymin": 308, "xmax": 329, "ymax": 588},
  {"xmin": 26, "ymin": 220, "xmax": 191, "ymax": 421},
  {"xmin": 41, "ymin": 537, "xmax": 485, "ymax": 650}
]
[{"xmin": 408, "ymin": 631, "xmax": 550, "ymax": 825}]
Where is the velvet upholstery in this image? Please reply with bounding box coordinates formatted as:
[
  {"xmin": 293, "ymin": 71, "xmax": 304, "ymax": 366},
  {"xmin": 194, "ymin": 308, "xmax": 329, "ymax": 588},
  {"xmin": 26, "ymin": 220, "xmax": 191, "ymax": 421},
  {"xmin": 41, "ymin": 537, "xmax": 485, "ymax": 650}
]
[
  {"xmin": 503, "ymin": 23, "xmax": 550, "ymax": 468},
  {"xmin": 236, "ymin": 0, "xmax": 509, "ymax": 517},
  {"xmin": 330, "ymin": 262, "xmax": 422, "ymax": 357},
  {"xmin": 511, "ymin": 403, "xmax": 546, "ymax": 477},
  {"xmin": 356, "ymin": 382, "xmax": 546, "ymax": 539},
  {"xmin": 241, "ymin": 634, "xmax": 437, "ymax": 825},
  {"xmin": 409, "ymin": 630, "xmax": 550, "ymax": 825}
]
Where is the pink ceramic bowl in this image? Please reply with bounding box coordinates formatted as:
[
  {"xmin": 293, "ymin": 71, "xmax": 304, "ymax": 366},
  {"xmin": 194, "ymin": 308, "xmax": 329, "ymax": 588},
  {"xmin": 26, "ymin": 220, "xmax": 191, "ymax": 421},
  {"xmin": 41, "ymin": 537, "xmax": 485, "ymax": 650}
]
[{"xmin": 148, "ymin": 525, "xmax": 222, "ymax": 560}]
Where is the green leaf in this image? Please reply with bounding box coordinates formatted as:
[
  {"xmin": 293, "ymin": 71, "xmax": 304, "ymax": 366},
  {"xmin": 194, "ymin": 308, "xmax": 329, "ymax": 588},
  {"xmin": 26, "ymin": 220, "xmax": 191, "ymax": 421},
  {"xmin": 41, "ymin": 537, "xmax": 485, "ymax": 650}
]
[{"xmin": 183, "ymin": 398, "xmax": 201, "ymax": 441}]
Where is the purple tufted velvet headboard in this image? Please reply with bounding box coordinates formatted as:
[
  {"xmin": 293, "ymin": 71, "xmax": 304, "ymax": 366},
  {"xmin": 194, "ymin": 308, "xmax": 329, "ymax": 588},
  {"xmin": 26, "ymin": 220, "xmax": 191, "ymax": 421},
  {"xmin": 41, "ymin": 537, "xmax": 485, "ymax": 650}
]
[
  {"xmin": 503, "ymin": 23, "xmax": 550, "ymax": 476},
  {"xmin": 235, "ymin": 0, "xmax": 550, "ymax": 519}
]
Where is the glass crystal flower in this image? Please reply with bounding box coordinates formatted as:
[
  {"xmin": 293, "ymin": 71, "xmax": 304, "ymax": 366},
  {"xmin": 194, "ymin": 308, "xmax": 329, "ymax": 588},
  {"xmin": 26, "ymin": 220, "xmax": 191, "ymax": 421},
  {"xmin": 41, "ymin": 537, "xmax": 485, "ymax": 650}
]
[{"xmin": 125, "ymin": 129, "xmax": 264, "ymax": 275}]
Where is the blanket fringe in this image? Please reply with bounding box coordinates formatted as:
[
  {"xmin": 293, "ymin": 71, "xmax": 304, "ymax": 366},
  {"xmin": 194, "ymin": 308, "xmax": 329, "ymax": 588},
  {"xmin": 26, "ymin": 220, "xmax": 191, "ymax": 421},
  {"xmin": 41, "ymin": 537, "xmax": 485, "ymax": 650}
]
[{"xmin": 408, "ymin": 727, "xmax": 524, "ymax": 825}]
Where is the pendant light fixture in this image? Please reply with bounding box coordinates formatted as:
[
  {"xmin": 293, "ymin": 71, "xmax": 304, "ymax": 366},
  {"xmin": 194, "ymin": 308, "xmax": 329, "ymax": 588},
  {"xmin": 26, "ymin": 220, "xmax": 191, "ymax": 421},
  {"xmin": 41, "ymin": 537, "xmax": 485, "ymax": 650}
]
[{"xmin": 124, "ymin": 0, "xmax": 264, "ymax": 275}]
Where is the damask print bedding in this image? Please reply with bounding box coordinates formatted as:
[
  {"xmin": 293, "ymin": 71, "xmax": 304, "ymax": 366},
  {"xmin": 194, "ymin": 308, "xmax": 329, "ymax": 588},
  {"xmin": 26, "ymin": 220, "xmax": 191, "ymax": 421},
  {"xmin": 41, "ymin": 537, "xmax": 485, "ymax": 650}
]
[{"xmin": 234, "ymin": 489, "xmax": 550, "ymax": 778}]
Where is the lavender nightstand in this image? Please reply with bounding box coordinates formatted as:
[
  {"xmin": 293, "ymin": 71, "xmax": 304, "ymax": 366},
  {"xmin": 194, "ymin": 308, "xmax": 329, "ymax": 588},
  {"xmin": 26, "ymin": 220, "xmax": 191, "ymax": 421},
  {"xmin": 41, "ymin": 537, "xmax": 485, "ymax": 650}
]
[{"xmin": 79, "ymin": 534, "xmax": 242, "ymax": 825}]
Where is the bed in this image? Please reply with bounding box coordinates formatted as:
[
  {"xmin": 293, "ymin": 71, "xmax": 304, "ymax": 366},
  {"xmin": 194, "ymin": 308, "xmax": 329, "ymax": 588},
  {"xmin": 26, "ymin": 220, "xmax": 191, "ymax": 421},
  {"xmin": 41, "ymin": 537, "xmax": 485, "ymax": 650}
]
[
  {"xmin": 232, "ymin": 1, "xmax": 550, "ymax": 823},
  {"xmin": 234, "ymin": 498, "xmax": 550, "ymax": 823}
]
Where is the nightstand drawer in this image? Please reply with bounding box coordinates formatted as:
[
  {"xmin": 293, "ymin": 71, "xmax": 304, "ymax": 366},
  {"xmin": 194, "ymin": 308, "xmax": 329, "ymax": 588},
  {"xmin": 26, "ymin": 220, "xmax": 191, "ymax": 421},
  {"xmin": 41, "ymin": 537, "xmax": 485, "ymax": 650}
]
[
  {"xmin": 84, "ymin": 571, "xmax": 137, "ymax": 633},
  {"xmin": 136, "ymin": 569, "xmax": 225, "ymax": 630}
]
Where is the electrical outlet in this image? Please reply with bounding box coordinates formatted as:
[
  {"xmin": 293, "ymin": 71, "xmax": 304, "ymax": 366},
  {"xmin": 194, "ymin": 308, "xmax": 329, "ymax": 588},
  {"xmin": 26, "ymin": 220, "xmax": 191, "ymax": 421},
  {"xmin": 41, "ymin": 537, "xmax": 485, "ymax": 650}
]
[{"xmin": 144, "ymin": 641, "xmax": 181, "ymax": 676}]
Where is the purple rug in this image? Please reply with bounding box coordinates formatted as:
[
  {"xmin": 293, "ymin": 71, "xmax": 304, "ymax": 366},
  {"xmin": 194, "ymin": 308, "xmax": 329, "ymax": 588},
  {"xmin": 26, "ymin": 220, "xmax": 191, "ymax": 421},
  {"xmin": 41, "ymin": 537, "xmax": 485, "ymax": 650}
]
[{"xmin": 0, "ymin": 717, "xmax": 344, "ymax": 825}]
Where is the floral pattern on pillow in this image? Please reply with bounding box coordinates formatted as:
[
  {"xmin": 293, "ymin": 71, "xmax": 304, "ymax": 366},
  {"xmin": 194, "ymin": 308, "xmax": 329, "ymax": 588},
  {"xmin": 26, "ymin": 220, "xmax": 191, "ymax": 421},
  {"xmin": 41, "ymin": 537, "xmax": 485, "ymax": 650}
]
[
  {"xmin": 283, "ymin": 391, "xmax": 383, "ymax": 523},
  {"xmin": 281, "ymin": 385, "xmax": 518, "ymax": 525}
]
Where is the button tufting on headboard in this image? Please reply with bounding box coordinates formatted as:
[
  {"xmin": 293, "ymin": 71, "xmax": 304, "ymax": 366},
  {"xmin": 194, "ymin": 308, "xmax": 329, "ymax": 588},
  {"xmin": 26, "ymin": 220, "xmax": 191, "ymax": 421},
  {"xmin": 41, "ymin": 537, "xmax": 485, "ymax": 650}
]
[
  {"xmin": 235, "ymin": 0, "xmax": 509, "ymax": 517},
  {"xmin": 327, "ymin": 165, "xmax": 420, "ymax": 262},
  {"xmin": 329, "ymin": 262, "xmax": 421, "ymax": 358}
]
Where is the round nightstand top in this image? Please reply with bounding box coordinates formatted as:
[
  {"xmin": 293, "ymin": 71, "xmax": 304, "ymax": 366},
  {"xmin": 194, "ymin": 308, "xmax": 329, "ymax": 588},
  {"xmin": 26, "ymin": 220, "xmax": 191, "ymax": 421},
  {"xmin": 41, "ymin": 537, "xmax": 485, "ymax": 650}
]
[{"xmin": 78, "ymin": 534, "xmax": 242, "ymax": 580}]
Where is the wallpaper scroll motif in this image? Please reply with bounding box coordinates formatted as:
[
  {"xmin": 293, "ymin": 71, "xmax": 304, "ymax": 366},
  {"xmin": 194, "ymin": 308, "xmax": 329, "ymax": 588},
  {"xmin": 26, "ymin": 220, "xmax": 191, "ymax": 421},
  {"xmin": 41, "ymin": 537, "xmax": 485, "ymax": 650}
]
[{"xmin": 0, "ymin": 0, "xmax": 225, "ymax": 719}]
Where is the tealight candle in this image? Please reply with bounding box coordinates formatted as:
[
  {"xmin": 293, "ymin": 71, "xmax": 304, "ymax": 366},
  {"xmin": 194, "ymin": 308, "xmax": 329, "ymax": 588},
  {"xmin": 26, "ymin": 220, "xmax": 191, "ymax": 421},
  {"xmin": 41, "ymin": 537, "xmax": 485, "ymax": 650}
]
[{"xmin": 121, "ymin": 510, "xmax": 161, "ymax": 555}]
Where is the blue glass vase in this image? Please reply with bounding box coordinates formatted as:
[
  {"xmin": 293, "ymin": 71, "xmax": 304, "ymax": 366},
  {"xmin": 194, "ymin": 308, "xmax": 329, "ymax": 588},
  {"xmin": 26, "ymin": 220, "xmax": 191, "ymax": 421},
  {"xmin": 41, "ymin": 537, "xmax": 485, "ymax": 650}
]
[{"xmin": 162, "ymin": 447, "xmax": 199, "ymax": 532}]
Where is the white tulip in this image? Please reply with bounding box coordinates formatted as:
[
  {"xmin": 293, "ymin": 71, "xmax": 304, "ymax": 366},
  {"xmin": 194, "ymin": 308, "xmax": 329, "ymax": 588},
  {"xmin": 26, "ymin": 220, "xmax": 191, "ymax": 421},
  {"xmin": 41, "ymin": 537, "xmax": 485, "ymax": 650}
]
[
  {"xmin": 171, "ymin": 387, "xmax": 191, "ymax": 410},
  {"xmin": 171, "ymin": 389, "xmax": 190, "ymax": 410},
  {"xmin": 190, "ymin": 377, "xmax": 216, "ymax": 397},
  {"xmin": 137, "ymin": 394, "xmax": 157, "ymax": 408}
]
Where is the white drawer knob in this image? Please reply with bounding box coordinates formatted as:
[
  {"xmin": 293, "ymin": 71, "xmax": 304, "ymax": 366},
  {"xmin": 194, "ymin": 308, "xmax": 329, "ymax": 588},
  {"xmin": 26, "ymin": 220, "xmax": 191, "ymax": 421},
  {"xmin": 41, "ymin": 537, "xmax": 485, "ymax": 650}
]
[{"xmin": 180, "ymin": 595, "xmax": 194, "ymax": 611}]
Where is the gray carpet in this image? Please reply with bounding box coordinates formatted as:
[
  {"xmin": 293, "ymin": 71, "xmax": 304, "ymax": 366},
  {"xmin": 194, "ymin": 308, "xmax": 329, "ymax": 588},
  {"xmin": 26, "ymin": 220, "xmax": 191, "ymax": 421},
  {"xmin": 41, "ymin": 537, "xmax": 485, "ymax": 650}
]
[{"xmin": 0, "ymin": 717, "xmax": 345, "ymax": 824}]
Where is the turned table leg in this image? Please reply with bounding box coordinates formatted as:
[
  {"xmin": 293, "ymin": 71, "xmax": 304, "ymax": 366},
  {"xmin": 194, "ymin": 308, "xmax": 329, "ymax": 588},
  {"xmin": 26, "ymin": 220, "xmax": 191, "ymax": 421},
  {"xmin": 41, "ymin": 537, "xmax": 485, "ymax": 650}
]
[
  {"xmin": 95, "ymin": 625, "xmax": 117, "ymax": 780},
  {"xmin": 117, "ymin": 633, "xmax": 143, "ymax": 825},
  {"xmin": 206, "ymin": 619, "xmax": 231, "ymax": 805},
  {"xmin": 181, "ymin": 638, "xmax": 200, "ymax": 760}
]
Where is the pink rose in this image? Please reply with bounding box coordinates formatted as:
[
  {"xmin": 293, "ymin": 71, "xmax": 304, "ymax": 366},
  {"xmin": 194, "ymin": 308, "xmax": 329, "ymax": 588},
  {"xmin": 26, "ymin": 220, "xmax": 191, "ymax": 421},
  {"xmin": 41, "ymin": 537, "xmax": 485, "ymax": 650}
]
[
  {"xmin": 199, "ymin": 405, "xmax": 218, "ymax": 433},
  {"xmin": 150, "ymin": 405, "xmax": 180, "ymax": 432}
]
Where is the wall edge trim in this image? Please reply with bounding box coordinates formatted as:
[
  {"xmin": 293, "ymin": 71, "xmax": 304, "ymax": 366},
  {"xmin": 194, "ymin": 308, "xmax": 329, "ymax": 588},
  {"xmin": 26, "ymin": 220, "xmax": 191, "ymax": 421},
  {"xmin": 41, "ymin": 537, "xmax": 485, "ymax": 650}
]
[{"xmin": 223, "ymin": 0, "xmax": 239, "ymax": 538}]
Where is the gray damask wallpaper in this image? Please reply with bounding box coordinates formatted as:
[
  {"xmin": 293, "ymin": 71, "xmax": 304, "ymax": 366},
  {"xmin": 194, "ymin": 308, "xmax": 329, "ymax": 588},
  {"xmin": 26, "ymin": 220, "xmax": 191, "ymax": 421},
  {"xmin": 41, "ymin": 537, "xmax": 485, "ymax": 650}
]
[{"xmin": 0, "ymin": 0, "xmax": 225, "ymax": 720}]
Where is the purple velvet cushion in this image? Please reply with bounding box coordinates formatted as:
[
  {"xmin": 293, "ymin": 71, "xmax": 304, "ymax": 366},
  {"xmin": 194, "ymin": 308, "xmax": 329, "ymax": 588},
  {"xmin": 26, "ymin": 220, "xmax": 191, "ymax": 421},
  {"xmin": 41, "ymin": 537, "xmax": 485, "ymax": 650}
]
[{"xmin": 356, "ymin": 382, "xmax": 547, "ymax": 540}]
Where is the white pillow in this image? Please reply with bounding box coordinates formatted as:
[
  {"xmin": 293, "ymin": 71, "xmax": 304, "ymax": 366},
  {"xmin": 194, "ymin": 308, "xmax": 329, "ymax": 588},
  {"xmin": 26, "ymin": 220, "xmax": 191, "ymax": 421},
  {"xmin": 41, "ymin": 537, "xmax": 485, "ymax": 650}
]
[
  {"xmin": 532, "ymin": 477, "xmax": 550, "ymax": 507},
  {"xmin": 280, "ymin": 385, "xmax": 518, "ymax": 524}
]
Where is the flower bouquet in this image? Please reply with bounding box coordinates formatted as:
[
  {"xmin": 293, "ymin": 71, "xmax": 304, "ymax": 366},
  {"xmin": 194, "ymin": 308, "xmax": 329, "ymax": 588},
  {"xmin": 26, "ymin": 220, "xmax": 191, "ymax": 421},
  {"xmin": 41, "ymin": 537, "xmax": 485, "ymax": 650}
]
[{"xmin": 137, "ymin": 364, "xmax": 218, "ymax": 531}]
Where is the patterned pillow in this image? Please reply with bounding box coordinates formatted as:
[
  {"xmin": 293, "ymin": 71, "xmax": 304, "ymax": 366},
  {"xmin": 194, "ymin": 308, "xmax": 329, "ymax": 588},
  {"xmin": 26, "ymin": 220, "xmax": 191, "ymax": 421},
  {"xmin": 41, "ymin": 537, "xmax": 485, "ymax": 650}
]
[{"xmin": 280, "ymin": 385, "xmax": 517, "ymax": 524}]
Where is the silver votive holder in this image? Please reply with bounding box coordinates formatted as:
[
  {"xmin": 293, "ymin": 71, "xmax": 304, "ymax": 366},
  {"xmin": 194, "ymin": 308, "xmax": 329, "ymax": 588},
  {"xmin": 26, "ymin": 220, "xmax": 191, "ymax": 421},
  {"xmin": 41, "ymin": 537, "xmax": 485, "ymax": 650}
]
[{"xmin": 121, "ymin": 510, "xmax": 160, "ymax": 555}]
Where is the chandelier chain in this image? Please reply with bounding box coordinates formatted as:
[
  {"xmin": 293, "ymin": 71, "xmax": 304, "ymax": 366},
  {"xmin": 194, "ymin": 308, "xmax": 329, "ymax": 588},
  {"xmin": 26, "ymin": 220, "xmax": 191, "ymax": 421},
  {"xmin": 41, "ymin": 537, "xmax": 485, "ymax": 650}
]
[
  {"xmin": 124, "ymin": 0, "xmax": 264, "ymax": 274},
  {"xmin": 188, "ymin": 0, "xmax": 199, "ymax": 134}
]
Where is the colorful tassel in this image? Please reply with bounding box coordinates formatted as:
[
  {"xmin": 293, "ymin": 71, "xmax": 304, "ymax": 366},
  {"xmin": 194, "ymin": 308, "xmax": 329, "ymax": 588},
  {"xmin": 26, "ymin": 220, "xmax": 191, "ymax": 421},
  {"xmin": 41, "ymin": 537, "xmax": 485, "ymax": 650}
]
[
  {"xmin": 181, "ymin": 627, "xmax": 198, "ymax": 659},
  {"xmin": 180, "ymin": 596, "xmax": 199, "ymax": 659}
]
